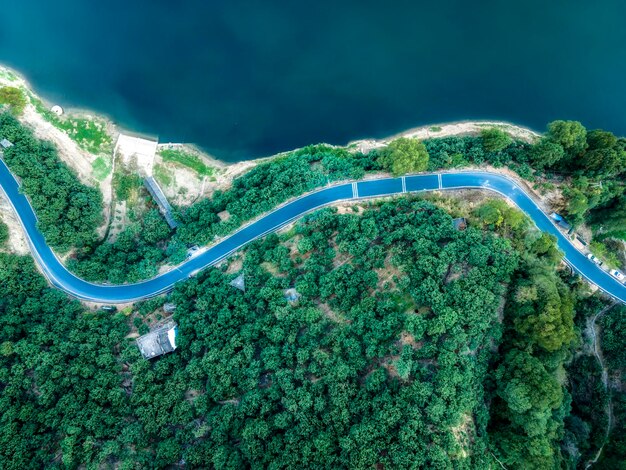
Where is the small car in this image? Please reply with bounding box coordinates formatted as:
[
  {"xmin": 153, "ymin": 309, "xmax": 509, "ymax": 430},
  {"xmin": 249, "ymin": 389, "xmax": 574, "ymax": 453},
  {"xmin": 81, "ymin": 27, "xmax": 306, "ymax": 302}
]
[
  {"xmin": 610, "ymin": 269, "xmax": 625, "ymax": 281},
  {"xmin": 186, "ymin": 245, "xmax": 200, "ymax": 259},
  {"xmin": 586, "ymin": 253, "xmax": 603, "ymax": 266}
]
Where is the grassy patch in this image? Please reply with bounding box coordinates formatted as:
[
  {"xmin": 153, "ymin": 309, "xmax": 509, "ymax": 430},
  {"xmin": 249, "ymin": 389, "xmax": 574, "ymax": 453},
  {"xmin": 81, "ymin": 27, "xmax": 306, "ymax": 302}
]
[
  {"xmin": 429, "ymin": 126, "xmax": 442, "ymax": 132},
  {"xmin": 159, "ymin": 149, "xmax": 215, "ymax": 177},
  {"xmin": 153, "ymin": 164, "xmax": 173, "ymax": 187},
  {"xmin": 0, "ymin": 87, "xmax": 27, "ymax": 116},
  {"xmin": 91, "ymin": 156, "xmax": 112, "ymax": 181},
  {"xmin": 113, "ymin": 172, "xmax": 143, "ymax": 201},
  {"xmin": 30, "ymin": 95, "xmax": 112, "ymax": 154},
  {"xmin": 57, "ymin": 118, "xmax": 111, "ymax": 154}
]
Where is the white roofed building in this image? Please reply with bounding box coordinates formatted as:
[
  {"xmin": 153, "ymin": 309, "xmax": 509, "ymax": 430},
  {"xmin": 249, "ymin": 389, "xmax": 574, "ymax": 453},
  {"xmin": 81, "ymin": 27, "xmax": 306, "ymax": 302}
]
[{"xmin": 136, "ymin": 320, "xmax": 178, "ymax": 359}]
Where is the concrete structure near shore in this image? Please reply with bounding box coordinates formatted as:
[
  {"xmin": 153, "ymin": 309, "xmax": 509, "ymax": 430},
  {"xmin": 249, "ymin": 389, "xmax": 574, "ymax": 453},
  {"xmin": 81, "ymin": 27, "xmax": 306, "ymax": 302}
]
[
  {"xmin": 114, "ymin": 133, "xmax": 158, "ymax": 176},
  {"xmin": 144, "ymin": 176, "xmax": 178, "ymax": 229},
  {"xmin": 136, "ymin": 320, "xmax": 178, "ymax": 359}
]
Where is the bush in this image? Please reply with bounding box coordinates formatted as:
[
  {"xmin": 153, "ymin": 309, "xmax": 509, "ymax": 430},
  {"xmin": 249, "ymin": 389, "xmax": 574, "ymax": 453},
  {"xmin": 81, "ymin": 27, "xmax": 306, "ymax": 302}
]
[
  {"xmin": 0, "ymin": 220, "xmax": 8, "ymax": 245},
  {"xmin": 0, "ymin": 86, "xmax": 26, "ymax": 116}
]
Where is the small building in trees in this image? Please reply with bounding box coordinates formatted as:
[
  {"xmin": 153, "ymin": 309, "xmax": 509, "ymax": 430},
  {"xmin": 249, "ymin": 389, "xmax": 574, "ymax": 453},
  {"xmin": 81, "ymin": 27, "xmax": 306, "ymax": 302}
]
[
  {"xmin": 144, "ymin": 176, "xmax": 178, "ymax": 229},
  {"xmin": 230, "ymin": 274, "xmax": 245, "ymax": 292},
  {"xmin": 284, "ymin": 288, "xmax": 301, "ymax": 303},
  {"xmin": 0, "ymin": 138, "xmax": 13, "ymax": 149},
  {"xmin": 136, "ymin": 320, "xmax": 178, "ymax": 359},
  {"xmin": 452, "ymin": 217, "xmax": 467, "ymax": 231}
]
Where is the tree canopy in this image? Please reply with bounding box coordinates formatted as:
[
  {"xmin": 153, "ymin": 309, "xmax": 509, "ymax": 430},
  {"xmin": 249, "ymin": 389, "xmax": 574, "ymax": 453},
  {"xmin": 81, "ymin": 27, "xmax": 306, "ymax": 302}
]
[
  {"xmin": 481, "ymin": 127, "xmax": 512, "ymax": 153},
  {"xmin": 546, "ymin": 120, "xmax": 587, "ymax": 156},
  {"xmin": 379, "ymin": 137, "xmax": 429, "ymax": 176},
  {"xmin": 0, "ymin": 112, "xmax": 102, "ymax": 251}
]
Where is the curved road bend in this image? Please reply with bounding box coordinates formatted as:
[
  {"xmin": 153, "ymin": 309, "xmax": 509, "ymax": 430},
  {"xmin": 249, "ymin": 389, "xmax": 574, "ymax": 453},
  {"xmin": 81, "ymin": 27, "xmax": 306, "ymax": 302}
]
[{"xmin": 0, "ymin": 158, "xmax": 625, "ymax": 304}]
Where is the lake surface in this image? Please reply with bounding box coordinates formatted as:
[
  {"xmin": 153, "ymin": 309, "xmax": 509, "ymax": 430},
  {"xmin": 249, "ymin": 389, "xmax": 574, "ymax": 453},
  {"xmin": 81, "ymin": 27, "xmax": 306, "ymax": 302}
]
[{"xmin": 1, "ymin": 0, "xmax": 626, "ymax": 161}]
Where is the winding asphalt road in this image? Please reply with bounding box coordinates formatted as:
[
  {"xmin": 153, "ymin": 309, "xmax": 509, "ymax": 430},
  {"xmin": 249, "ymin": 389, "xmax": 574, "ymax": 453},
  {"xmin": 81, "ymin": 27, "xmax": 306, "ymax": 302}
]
[{"xmin": 1, "ymin": 158, "xmax": 625, "ymax": 304}]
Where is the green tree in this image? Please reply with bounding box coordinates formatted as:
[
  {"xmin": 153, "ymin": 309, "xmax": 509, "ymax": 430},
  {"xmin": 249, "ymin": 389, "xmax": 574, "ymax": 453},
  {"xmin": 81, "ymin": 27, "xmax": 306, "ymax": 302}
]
[
  {"xmin": 481, "ymin": 128, "xmax": 512, "ymax": 153},
  {"xmin": 380, "ymin": 137, "xmax": 429, "ymax": 176},
  {"xmin": 579, "ymin": 147, "xmax": 626, "ymax": 177},
  {"xmin": 496, "ymin": 349, "xmax": 563, "ymax": 432},
  {"xmin": 591, "ymin": 195, "xmax": 626, "ymax": 234},
  {"xmin": 563, "ymin": 187, "xmax": 589, "ymax": 226},
  {"xmin": 475, "ymin": 201, "xmax": 503, "ymax": 227},
  {"xmin": 546, "ymin": 120, "xmax": 587, "ymax": 156},
  {"xmin": 529, "ymin": 138, "xmax": 565, "ymax": 169}
]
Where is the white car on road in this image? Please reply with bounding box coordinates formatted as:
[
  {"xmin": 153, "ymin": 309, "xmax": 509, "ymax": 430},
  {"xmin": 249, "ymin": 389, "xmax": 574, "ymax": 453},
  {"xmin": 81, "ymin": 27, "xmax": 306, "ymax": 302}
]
[
  {"xmin": 586, "ymin": 253, "xmax": 603, "ymax": 266},
  {"xmin": 610, "ymin": 269, "xmax": 625, "ymax": 281}
]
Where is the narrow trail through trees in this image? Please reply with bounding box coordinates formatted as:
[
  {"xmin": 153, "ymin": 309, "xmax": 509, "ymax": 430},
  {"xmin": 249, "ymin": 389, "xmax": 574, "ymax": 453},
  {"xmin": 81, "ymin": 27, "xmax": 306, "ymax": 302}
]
[{"xmin": 585, "ymin": 301, "xmax": 617, "ymax": 469}]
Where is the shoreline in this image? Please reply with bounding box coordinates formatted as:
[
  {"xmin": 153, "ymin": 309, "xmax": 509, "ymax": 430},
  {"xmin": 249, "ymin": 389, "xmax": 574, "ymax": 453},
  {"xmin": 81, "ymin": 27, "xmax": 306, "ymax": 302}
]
[{"xmin": 0, "ymin": 64, "xmax": 543, "ymax": 169}]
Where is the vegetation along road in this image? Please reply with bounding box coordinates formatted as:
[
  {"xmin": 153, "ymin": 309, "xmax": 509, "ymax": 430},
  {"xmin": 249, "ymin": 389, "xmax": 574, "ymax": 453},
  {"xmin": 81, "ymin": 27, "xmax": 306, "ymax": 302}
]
[{"xmin": 0, "ymin": 157, "xmax": 624, "ymax": 304}]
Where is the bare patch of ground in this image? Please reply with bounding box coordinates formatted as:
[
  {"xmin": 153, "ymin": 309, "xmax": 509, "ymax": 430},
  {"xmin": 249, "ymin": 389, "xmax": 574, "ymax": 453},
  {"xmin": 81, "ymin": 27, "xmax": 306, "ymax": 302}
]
[
  {"xmin": 336, "ymin": 204, "xmax": 364, "ymax": 215},
  {"xmin": 398, "ymin": 331, "xmax": 422, "ymax": 350},
  {"xmin": 380, "ymin": 355, "xmax": 401, "ymax": 379},
  {"xmin": 318, "ymin": 302, "xmax": 346, "ymax": 324},
  {"xmin": 107, "ymin": 201, "xmax": 128, "ymax": 243},
  {"xmin": 0, "ymin": 192, "xmax": 29, "ymax": 254},
  {"xmin": 185, "ymin": 389, "xmax": 203, "ymax": 402},
  {"xmin": 226, "ymin": 256, "xmax": 244, "ymax": 274},
  {"xmin": 20, "ymin": 105, "xmax": 97, "ymax": 183},
  {"xmin": 419, "ymin": 189, "xmax": 490, "ymax": 217},
  {"xmin": 450, "ymin": 412, "xmax": 475, "ymax": 460},
  {"xmin": 444, "ymin": 266, "xmax": 463, "ymax": 285},
  {"xmin": 261, "ymin": 261, "xmax": 285, "ymax": 277},
  {"xmin": 218, "ymin": 398, "xmax": 241, "ymax": 406}
]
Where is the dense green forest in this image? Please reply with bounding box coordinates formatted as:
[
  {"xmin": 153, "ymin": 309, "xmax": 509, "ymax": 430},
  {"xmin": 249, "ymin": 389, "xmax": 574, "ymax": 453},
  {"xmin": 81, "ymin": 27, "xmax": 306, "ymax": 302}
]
[
  {"xmin": 2, "ymin": 195, "xmax": 619, "ymax": 468},
  {"xmin": 1, "ymin": 110, "xmax": 626, "ymax": 467},
  {"xmin": 0, "ymin": 113, "xmax": 102, "ymax": 251}
]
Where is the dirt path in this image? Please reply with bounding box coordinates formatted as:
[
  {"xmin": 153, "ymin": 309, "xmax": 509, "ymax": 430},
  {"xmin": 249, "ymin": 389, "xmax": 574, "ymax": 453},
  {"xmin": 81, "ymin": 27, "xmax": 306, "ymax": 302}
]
[{"xmin": 585, "ymin": 301, "xmax": 617, "ymax": 469}]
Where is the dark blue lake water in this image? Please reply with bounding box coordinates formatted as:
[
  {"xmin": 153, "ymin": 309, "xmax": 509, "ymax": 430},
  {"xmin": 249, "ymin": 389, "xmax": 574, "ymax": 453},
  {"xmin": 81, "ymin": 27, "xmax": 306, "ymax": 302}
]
[{"xmin": 1, "ymin": 1, "xmax": 626, "ymax": 161}]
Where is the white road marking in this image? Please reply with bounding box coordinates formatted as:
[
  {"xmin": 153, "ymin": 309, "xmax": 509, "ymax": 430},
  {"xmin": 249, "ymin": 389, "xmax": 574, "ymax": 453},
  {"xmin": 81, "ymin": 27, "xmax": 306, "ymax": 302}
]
[
  {"xmin": 438, "ymin": 173, "xmax": 442, "ymax": 189},
  {"xmin": 352, "ymin": 182, "xmax": 359, "ymax": 198},
  {"xmin": 401, "ymin": 176, "xmax": 407, "ymax": 193}
]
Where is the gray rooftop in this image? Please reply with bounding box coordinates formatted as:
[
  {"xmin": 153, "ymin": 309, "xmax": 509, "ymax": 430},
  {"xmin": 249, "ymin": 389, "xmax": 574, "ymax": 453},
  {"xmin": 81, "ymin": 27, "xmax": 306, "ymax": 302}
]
[
  {"xmin": 0, "ymin": 139, "xmax": 13, "ymax": 149},
  {"xmin": 284, "ymin": 288, "xmax": 301, "ymax": 303},
  {"xmin": 230, "ymin": 274, "xmax": 246, "ymax": 292},
  {"xmin": 452, "ymin": 217, "xmax": 467, "ymax": 230},
  {"xmin": 136, "ymin": 320, "xmax": 178, "ymax": 359}
]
